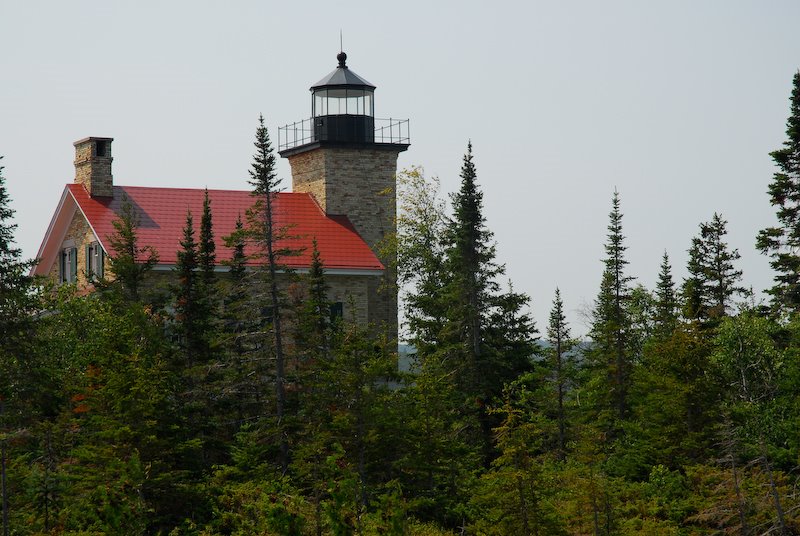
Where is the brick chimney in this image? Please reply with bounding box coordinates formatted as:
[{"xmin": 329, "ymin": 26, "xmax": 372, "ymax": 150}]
[{"xmin": 74, "ymin": 137, "xmax": 114, "ymax": 197}]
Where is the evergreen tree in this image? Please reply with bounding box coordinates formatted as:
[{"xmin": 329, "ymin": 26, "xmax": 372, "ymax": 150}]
[
  {"xmin": 296, "ymin": 239, "xmax": 331, "ymax": 358},
  {"xmin": 757, "ymin": 71, "xmax": 800, "ymax": 316},
  {"xmin": 442, "ymin": 142, "xmax": 534, "ymax": 464},
  {"xmin": 0, "ymin": 156, "xmax": 36, "ymax": 333},
  {"xmin": 174, "ymin": 210, "xmax": 202, "ymax": 361},
  {"xmin": 107, "ymin": 195, "xmax": 158, "ymax": 302},
  {"xmin": 0, "ymin": 156, "xmax": 37, "ymax": 387},
  {"xmin": 0, "ymin": 157, "xmax": 37, "ymax": 536},
  {"xmin": 246, "ymin": 114, "xmax": 290, "ymax": 471},
  {"xmin": 469, "ymin": 379, "xmax": 565, "ymax": 535},
  {"xmin": 545, "ymin": 288, "xmax": 575, "ymax": 457},
  {"xmin": 653, "ymin": 251, "xmax": 679, "ymax": 338},
  {"xmin": 199, "ymin": 188, "xmax": 216, "ymax": 288},
  {"xmin": 197, "ymin": 189, "xmax": 217, "ymax": 351},
  {"xmin": 222, "ymin": 215, "xmax": 249, "ymax": 352},
  {"xmin": 683, "ymin": 213, "xmax": 745, "ymax": 322},
  {"xmin": 589, "ymin": 191, "xmax": 634, "ymax": 423},
  {"xmin": 220, "ymin": 214, "xmax": 264, "ymax": 428},
  {"xmin": 446, "ymin": 141, "xmax": 499, "ymax": 391}
]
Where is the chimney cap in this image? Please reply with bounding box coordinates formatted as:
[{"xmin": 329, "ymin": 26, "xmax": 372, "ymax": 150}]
[{"xmin": 73, "ymin": 136, "xmax": 114, "ymax": 147}]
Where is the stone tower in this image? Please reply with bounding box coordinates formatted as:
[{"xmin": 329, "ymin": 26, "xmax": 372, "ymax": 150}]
[{"xmin": 279, "ymin": 52, "xmax": 409, "ymax": 337}]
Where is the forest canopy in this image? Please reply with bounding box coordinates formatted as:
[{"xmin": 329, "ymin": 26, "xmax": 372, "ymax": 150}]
[{"xmin": 1, "ymin": 73, "xmax": 800, "ymax": 535}]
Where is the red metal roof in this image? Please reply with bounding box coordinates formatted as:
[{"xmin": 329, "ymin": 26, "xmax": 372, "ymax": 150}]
[{"xmin": 66, "ymin": 184, "xmax": 384, "ymax": 271}]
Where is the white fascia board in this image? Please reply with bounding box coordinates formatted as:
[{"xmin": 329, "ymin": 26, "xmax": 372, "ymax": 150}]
[
  {"xmin": 32, "ymin": 187, "xmax": 77, "ymax": 276},
  {"xmin": 151, "ymin": 264, "xmax": 383, "ymax": 277}
]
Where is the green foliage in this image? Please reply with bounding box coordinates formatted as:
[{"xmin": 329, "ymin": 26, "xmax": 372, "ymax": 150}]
[
  {"xmin": 8, "ymin": 83, "xmax": 800, "ymax": 532},
  {"xmin": 757, "ymin": 71, "xmax": 800, "ymax": 317},
  {"xmin": 107, "ymin": 194, "xmax": 159, "ymax": 302},
  {"xmin": 683, "ymin": 213, "xmax": 745, "ymax": 323},
  {"xmin": 587, "ymin": 190, "xmax": 635, "ymax": 426},
  {"xmin": 468, "ymin": 377, "xmax": 566, "ymax": 535},
  {"xmin": 653, "ymin": 252, "xmax": 679, "ymax": 339}
]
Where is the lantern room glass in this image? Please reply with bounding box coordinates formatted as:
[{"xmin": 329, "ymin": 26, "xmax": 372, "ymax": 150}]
[{"xmin": 313, "ymin": 88, "xmax": 374, "ymax": 118}]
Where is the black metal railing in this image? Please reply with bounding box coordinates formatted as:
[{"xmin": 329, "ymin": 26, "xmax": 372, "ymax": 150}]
[{"xmin": 278, "ymin": 117, "xmax": 410, "ymax": 152}]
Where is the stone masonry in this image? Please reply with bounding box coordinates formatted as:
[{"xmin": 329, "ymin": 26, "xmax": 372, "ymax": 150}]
[
  {"xmin": 48, "ymin": 208, "xmax": 111, "ymax": 289},
  {"xmin": 74, "ymin": 137, "xmax": 114, "ymax": 198},
  {"xmin": 286, "ymin": 145, "xmax": 401, "ymax": 337}
]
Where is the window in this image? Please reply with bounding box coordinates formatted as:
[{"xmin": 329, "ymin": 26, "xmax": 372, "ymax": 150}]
[
  {"xmin": 85, "ymin": 242, "xmax": 104, "ymax": 281},
  {"xmin": 330, "ymin": 302, "xmax": 343, "ymax": 323},
  {"xmin": 60, "ymin": 247, "xmax": 77, "ymax": 284}
]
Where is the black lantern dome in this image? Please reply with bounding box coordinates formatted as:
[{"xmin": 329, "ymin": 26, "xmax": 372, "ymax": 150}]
[{"xmin": 310, "ymin": 52, "xmax": 376, "ymax": 144}]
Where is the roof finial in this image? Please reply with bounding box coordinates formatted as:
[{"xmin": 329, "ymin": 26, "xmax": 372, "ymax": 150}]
[{"xmin": 337, "ymin": 32, "xmax": 347, "ymax": 68}]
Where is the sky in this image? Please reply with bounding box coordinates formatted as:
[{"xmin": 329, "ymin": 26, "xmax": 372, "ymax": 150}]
[{"xmin": 1, "ymin": 1, "xmax": 799, "ymax": 337}]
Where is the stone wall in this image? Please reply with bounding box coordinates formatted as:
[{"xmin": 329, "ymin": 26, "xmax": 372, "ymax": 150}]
[
  {"xmin": 47, "ymin": 209, "xmax": 111, "ymax": 289},
  {"xmin": 287, "ymin": 145, "xmax": 399, "ymax": 337}
]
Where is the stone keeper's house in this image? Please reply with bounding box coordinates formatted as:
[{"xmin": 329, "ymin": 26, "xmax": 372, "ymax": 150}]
[{"xmin": 32, "ymin": 52, "xmax": 409, "ymax": 339}]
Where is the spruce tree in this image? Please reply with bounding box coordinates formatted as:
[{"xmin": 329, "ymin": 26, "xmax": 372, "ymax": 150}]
[
  {"xmin": 442, "ymin": 142, "xmax": 534, "ymax": 464},
  {"xmin": 546, "ymin": 288, "xmax": 574, "ymax": 457},
  {"xmin": 756, "ymin": 72, "xmax": 800, "ymax": 316},
  {"xmin": 0, "ymin": 156, "xmax": 37, "ymax": 387},
  {"xmin": 683, "ymin": 213, "xmax": 745, "ymax": 322},
  {"xmin": 446, "ymin": 143, "xmax": 497, "ymax": 459},
  {"xmin": 445, "ymin": 142, "xmax": 501, "ymax": 395},
  {"xmin": 247, "ymin": 114, "xmax": 289, "ymax": 471},
  {"xmin": 107, "ymin": 195, "xmax": 158, "ymax": 302},
  {"xmin": 174, "ymin": 210, "xmax": 201, "ymax": 362},
  {"xmin": 653, "ymin": 251, "xmax": 678, "ymax": 338},
  {"xmin": 589, "ymin": 190, "xmax": 634, "ymax": 422},
  {"xmin": 0, "ymin": 157, "xmax": 36, "ymax": 536},
  {"xmin": 0, "ymin": 157, "xmax": 35, "ymax": 327},
  {"xmin": 198, "ymin": 189, "xmax": 217, "ymax": 337}
]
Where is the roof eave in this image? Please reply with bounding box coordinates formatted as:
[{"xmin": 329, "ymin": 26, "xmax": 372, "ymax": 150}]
[{"xmin": 32, "ymin": 186, "xmax": 78, "ymax": 276}]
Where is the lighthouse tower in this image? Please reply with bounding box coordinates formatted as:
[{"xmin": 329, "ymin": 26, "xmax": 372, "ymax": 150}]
[{"xmin": 278, "ymin": 51, "xmax": 409, "ymax": 336}]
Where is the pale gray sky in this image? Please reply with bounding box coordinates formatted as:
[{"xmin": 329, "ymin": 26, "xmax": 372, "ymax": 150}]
[{"xmin": 2, "ymin": 1, "xmax": 799, "ymax": 336}]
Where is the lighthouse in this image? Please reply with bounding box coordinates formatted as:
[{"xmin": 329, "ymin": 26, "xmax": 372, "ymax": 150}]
[{"xmin": 278, "ymin": 51, "xmax": 409, "ymax": 336}]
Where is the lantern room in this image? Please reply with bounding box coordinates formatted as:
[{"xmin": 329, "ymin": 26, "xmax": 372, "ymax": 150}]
[
  {"xmin": 310, "ymin": 51, "xmax": 376, "ymax": 144},
  {"xmin": 278, "ymin": 51, "xmax": 409, "ymax": 155}
]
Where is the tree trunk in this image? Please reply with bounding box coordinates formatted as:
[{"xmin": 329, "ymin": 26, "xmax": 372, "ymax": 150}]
[
  {"xmin": 760, "ymin": 438, "xmax": 788, "ymax": 535},
  {"xmin": 556, "ymin": 335, "xmax": 565, "ymax": 457},
  {"xmin": 264, "ymin": 192, "xmax": 288, "ymax": 473},
  {"xmin": 1, "ymin": 437, "xmax": 6, "ymax": 536},
  {"xmin": 1, "ymin": 401, "xmax": 8, "ymax": 536}
]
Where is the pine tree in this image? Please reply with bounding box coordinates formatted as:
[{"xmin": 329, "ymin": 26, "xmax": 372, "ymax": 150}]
[
  {"xmin": 589, "ymin": 191, "xmax": 634, "ymax": 423},
  {"xmin": 107, "ymin": 195, "xmax": 158, "ymax": 302},
  {"xmin": 756, "ymin": 72, "xmax": 800, "ymax": 316},
  {"xmin": 683, "ymin": 213, "xmax": 745, "ymax": 322},
  {"xmin": 653, "ymin": 251, "xmax": 678, "ymax": 338}
]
